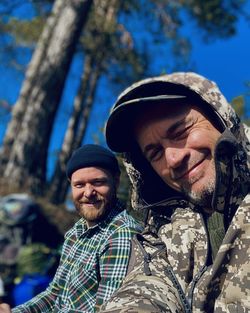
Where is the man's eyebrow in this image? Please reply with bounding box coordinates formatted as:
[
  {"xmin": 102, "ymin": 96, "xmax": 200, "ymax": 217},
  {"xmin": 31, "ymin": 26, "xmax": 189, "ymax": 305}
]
[
  {"xmin": 72, "ymin": 177, "xmax": 107, "ymax": 184},
  {"xmin": 71, "ymin": 178, "xmax": 82, "ymax": 184},
  {"xmin": 166, "ymin": 117, "xmax": 187, "ymax": 136},
  {"xmin": 92, "ymin": 177, "xmax": 107, "ymax": 181}
]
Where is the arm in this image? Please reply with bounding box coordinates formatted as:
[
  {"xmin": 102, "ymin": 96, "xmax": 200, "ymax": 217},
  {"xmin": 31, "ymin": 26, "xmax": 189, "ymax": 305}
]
[
  {"xmin": 11, "ymin": 281, "xmax": 59, "ymax": 313},
  {"xmin": 98, "ymin": 232, "xmax": 186, "ymax": 313},
  {"xmin": 95, "ymin": 226, "xmax": 136, "ymax": 310},
  {"xmin": 0, "ymin": 281, "xmax": 59, "ymax": 313}
]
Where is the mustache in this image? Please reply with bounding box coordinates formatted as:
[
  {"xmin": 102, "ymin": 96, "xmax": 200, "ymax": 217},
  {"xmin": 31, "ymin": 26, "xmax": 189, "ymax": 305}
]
[
  {"xmin": 79, "ymin": 196, "xmax": 102, "ymax": 204},
  {"xmin": 171, "ymin": 154, "xmax": 207, "ymax": 180}
]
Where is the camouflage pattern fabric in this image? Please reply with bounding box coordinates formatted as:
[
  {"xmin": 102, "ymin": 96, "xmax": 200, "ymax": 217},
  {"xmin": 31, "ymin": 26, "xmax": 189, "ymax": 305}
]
[{"xmin": 99, "ymin": 72, "xmax": 250, "ymax": 312}]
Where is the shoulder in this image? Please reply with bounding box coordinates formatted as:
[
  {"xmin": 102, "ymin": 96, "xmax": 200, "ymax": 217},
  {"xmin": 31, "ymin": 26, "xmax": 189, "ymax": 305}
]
[
  {"xmin": 64, "ymin": 218, "xmax": 83, "ymax": 239},
  {"xmin": 111, "ymin": 209, "xmax": 142, "ymax": 231},
  {"xmin": 101, "ymin": 209, "xmax": 142, "ymax": 241}
]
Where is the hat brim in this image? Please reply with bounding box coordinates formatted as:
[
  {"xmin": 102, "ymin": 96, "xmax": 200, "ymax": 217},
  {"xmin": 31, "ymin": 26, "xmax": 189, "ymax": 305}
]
[{"xmin": 105, "ymin": 94, "xmax": 187, "ymax": 152}]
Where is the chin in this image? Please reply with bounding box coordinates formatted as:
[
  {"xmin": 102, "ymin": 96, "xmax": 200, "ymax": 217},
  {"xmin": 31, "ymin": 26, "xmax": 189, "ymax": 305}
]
[{"xmin": 187, "ymin": 187, "xmax": 214, "ymax": 207}]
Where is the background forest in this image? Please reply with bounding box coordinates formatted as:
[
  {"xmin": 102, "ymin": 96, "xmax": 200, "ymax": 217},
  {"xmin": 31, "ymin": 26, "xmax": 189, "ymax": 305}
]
[
  {"xmin": 0, "ymin": 0, "xmax": 249, "ymax": 230},
  {"xmin": 0, "ymin": 0, "xmax": 249, "ymax": 304}
]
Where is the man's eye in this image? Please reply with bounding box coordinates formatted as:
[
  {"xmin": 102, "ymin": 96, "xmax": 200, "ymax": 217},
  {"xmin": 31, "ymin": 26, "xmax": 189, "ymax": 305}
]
[
  {"xmin": 74, "ymin": 183, "xmax": 83, "ymax": 188},
  {"xmin": 93, "ymin": 180, "xmax": 106, "ymax": 186},
  {"xmin": 174, "ymin": 129, "xmax": 187, "ymax": 139},
  {"xmin": 171, "ymin": 126, "xmax": 191, "ymax": 140},
  {"xmin": 148, "ymin": 149, "xmax": 163, "ymax": 162}
]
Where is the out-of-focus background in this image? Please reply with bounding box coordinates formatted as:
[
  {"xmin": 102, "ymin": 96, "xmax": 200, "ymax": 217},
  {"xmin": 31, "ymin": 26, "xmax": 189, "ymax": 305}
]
[{"xmin": 0, "ymin": 0, "xmax": 249, "ymax": 306}]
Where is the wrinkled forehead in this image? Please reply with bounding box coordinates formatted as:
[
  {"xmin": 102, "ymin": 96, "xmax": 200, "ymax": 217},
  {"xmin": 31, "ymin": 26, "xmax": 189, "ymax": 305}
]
[
  {"xmin": 134, "ymin": 100, "xmax": 223, "ymax": 140},
  {"xmin": 133, "ymin": 100, "xmax": 188, "ymax": 132}
]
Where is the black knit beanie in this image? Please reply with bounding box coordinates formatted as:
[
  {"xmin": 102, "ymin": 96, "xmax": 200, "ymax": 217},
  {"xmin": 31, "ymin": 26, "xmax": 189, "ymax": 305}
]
[{"xmin": 66, "ymin": 144, "xmax": 120, "ymax": 179}]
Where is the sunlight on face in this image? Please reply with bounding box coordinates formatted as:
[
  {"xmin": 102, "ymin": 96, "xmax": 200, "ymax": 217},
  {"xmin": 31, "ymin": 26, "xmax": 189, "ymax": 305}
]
[
  {"xmin": 135, "ymin": 102, "xmax": 221, "ymax": 207},
  {"xmin": 71, "ymin": 167, "xmax": 119, "ymax": 227}
]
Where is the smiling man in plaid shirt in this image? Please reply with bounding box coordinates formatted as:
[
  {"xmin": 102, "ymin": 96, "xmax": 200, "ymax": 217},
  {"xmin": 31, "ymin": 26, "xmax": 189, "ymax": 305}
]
[{"xmin": 0, "ymin": 144, "xmax": 141, "ymax": 313}]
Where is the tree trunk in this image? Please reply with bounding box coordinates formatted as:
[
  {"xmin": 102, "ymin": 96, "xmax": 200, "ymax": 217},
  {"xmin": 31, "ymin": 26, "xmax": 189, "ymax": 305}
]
[
  {"xmin": 48, "ymin": 55, "xmax": 100, "ymax": 204},
  {"xmin": 1, "ymin": 0, "xmax": 93, "ymax": 195},
  {"xmin": 47, "ymin": 0, "xmax": 119, "ymax": 204},
  {"xmin": 0, "ymin": 0, "xmax": 64, "ymax": 176},
  {"xmin": 73, "ymin": 65, "xmax": 100, "ymax": 151}
]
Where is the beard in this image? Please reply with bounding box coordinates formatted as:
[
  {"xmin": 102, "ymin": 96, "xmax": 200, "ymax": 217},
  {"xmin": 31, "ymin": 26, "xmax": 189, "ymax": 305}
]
[
  {"xmin": 74, "ymin": 189, "xmax": 117, "ymax": 225},
  {"xmin": 180, "ymin": 161, "xmax": 216, "ymax": 208},
  {"xmin": 182, "ymin": 178, "xmax": 215, "ymax": 207}
]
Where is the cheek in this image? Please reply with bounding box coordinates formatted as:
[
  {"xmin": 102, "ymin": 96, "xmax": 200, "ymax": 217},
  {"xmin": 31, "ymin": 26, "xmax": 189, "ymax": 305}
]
[
  {"xmin": 72, "ymin": 189, "xmax": 82, "ymax": 200},
  {"xmin": 152, "ymin": 161, "xmax": 171, "ymax": 183},
  {"xmin": 187, "ymin": 127, "xmax": 220, "ymax": 151},
  {"xmin": 187, "ymin": 130, "xmax": 206, "ymax": 148},
  {"xmin": 97, "ymin": 186, "xmax": 113, "ymax": 199}
]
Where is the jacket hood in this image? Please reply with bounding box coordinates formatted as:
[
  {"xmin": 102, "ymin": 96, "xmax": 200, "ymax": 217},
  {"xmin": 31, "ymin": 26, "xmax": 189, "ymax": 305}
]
[{"xmin": 105, "ymin": 72, "xmax": 250, "ymax": 217}]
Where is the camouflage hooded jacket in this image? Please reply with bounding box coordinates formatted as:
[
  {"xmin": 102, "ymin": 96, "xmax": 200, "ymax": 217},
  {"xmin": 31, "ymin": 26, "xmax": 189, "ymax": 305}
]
[{"xmin": 100, "ymin": 73, "xmax": 250, "ymax": 313}]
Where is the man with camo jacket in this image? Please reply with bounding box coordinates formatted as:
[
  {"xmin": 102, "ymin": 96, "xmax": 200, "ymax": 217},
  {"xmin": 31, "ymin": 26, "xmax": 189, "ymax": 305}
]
[{"xmin": 100, "ymin": 72, "xmax": 250, "ymax": 312}]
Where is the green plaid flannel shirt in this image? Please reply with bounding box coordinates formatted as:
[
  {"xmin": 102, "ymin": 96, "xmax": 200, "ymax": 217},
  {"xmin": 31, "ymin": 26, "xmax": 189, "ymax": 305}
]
[{"xmin": 13, "ymin": 202, "xmax": 141, "ymax": 312}]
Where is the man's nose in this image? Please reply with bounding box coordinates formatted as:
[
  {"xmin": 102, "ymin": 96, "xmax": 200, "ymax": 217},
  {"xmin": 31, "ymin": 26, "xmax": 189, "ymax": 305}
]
[
  {"xmin": 165, "ymin": 147, "xmax": 189, "ymax": 169},
  {"xmin": 84, "ymin": 184, "xmax": 96, "ymax": 197}
]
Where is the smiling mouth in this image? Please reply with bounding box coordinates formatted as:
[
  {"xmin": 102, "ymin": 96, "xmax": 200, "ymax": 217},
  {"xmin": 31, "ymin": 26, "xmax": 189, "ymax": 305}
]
[
  {"xmin": 175, "ymin": 157, "xmax": 206, "ymax": 181},
  {"xmin": 81, "ymin": 200, "xmax": 100, "ymax": 206}
]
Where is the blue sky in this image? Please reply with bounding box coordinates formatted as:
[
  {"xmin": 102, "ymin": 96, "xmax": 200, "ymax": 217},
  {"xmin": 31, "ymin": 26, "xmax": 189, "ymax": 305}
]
[
  {"xmin": 0, "ymin": 2, "xmax": 249, "ymax": 176},
  {"xmin": 82, "ymin": 7, "xmax": 250, "ymax": 146},
  {"xmin": 187, "ymin": 11, "xmax": 250, "ymax": 104}
]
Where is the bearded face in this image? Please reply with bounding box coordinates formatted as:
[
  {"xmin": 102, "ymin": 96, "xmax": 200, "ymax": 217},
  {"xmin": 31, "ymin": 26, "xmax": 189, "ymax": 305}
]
[{"xmin": 71, "ymin": 167, "xmax": 119, "ymax": 227}]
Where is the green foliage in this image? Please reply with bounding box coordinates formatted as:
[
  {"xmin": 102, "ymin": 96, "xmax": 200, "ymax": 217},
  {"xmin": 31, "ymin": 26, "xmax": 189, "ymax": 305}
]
[
  {"xmin": 231, "ymin": 95, "xmax": 245, "ymax": 117},
  {"xmin": 16, "ymin": 243, "xmax": 56, "ymax": 277},
  {"xmin": 0, "ymin": 0, "xmax": 249, "ymax": 204},
  {"xmin": 231, "ymin": 82, "xmax": 250, "ymax": 125},
  {"xmin": 185, "ymin": 0, "xmax": 248, "ymax": 40},
  {"xmin": 5, "ymin": 16, "xmax": 46, "ymax": 47},
  {"xmin": 81, "ymin": 1, "xmax": 145, "ymax": 79}
]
